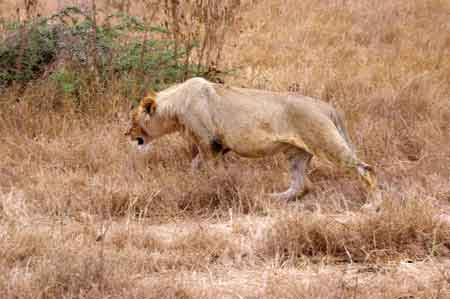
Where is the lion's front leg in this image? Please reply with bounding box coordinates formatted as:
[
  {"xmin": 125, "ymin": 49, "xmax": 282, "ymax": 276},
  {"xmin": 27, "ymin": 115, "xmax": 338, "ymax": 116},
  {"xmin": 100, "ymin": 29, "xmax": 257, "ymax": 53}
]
[
  {"xmin": 182, "ymin": 123, "xmax": 231, "ymax": 171},
  {"xmin": 188, "ymin": 141, "xmax": 229, "ymax": 171},
  {"xmin": 270, "ymin": 148, "xmax": 312, "ymax": 201},
  {"xmin": 190, "ymin": 145, "xmax": 230, "ymax": 171},
  {"xmin": 183, "ymin": 129, "xmax": 208, "ymax": 171}
]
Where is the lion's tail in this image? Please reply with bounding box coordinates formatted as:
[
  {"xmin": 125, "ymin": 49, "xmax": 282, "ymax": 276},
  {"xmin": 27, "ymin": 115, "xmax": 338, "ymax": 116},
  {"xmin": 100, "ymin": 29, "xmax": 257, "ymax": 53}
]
[
  {"xmin": 333, "ymin": 111, "xmax": 377, "ymax": 188},
  {"xmin": 332, "ymin": 111, "xmax": 355, "ymax": 153}
]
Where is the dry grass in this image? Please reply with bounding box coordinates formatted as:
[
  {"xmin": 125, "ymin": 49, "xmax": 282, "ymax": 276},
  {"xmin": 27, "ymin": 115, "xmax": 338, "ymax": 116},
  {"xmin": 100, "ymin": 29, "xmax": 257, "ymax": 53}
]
[
  {"xmin": 1, "ymin": 0, "xmax": 450, "ymax": 298},
  {"xmin": 260, "ymin": 198, "xmax": 450, "ymax": 264}
]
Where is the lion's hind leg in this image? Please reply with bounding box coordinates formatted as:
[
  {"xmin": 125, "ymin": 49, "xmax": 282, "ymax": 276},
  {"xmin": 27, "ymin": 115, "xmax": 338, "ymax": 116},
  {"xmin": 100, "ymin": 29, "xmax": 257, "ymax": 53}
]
[
  {"xmin": 270, "ymin": 148, "xmax": 312, "ymax": 201},
  {"xmin": 301, "ymin": 125, "xmax": 377, "ymax": 191}
]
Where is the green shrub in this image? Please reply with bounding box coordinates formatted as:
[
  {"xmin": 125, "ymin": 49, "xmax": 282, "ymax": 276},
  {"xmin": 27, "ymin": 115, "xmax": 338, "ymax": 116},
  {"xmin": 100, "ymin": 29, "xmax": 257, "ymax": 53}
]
[
  {"xmin": 0, "ymin": 6, "xmax": 219, "ymax": 97},
  {"xmin": 0, "ymin": 19, "xmax": 58, "ymax": 88},
  {"xmin": 49, "ymin": 68, "xmax": 80, "ymax": 96}
]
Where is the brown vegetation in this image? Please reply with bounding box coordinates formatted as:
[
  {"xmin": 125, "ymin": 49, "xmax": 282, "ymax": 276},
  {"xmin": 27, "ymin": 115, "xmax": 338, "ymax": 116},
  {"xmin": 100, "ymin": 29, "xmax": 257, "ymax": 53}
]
[{"xmin": 1, "ymin": 0, "xmax": 449, "ymax": 298}]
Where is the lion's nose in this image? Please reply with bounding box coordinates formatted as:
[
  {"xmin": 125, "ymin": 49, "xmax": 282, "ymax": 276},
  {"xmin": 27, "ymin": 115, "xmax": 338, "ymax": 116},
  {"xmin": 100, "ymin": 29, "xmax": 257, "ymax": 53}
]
[{"xmin": 137, "ymin": 137, "xmax": 144, "ymax": 145}]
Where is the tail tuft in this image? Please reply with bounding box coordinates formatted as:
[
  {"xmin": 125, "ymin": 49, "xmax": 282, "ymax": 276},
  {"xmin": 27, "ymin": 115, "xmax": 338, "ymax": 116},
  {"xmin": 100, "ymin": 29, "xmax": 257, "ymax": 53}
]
[{"xmin": 357, "ymin": 163, "xmax": 376, "ymax": 189}]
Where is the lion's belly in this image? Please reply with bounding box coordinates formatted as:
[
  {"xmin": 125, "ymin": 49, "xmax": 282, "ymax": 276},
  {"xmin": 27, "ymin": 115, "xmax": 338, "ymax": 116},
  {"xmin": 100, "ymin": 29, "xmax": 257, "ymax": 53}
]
[
  {"xmin": 223, "ymin": 131, "xmax": 290, "ymax": 157},
  {"xmin": 209, "ymin": 100, "xmax": 298, "ymax": 157}
]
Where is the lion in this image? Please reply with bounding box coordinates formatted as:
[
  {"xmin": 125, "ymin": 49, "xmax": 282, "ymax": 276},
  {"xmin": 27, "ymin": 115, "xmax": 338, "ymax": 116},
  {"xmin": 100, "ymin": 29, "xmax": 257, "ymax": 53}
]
[{"xmin": 125, "ymin": 77, "xmax": 376, "ymax": 200}]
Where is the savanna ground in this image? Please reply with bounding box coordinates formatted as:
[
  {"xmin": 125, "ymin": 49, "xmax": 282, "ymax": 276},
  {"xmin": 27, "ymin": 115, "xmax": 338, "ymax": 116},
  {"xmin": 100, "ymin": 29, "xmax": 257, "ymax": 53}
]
[{"xmin": 1, "ymin": 0, "xmax": 450, "ymax": 298}]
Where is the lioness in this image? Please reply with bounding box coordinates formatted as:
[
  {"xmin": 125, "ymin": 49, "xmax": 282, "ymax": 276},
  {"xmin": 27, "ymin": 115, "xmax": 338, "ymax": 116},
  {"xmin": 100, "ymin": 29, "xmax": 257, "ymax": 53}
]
[{"xmin": 126, "ymin": 77, "xmax": 375, "ymax": 200}]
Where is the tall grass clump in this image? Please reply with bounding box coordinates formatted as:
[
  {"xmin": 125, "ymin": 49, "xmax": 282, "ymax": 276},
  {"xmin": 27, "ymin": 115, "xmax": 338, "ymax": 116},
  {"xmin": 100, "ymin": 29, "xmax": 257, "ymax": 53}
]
[{"xmin": 260, "ymin": 197, "xmax": 450, "ymax": 263}]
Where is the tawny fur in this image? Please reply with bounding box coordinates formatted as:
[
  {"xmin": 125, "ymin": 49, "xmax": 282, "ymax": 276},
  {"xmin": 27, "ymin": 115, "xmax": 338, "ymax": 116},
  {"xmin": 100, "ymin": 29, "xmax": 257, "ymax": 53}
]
[{"xmin": 126, "ymin": 77, "xmax": 376, "ymax": 200}]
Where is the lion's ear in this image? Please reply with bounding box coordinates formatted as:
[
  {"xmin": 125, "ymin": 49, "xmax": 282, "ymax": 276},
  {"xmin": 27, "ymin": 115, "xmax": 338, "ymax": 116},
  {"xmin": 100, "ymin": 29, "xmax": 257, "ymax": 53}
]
[{"xmin": 140, "ymin": 97, "xmax": 157, "ymax": 115}]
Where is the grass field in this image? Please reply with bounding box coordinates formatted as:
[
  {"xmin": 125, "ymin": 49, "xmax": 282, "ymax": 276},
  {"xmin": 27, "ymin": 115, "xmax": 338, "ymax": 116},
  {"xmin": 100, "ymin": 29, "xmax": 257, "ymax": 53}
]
[{"xmin": 1, "ymin": 0, "xmax": 450, "ymax": 298}]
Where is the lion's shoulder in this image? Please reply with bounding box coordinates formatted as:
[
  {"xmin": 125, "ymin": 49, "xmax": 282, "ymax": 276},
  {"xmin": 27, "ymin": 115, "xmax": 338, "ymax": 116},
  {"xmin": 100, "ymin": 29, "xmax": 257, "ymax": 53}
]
[{"xmin": 183, "ymin": 77, "xmax": 212, "ymax": 88}]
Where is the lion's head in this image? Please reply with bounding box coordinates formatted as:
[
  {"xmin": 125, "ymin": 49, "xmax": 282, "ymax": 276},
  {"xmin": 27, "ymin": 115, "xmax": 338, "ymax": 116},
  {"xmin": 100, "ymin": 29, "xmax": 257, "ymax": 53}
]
[{"xmin": 125, "ymin": 91, "xmax": 178, "ymax": 151}]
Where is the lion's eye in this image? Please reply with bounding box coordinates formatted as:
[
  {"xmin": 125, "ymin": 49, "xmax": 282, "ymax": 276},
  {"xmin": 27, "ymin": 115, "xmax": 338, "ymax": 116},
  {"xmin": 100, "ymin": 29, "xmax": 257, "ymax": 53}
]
[{"xmin": 137, "ymin": 137, "xmax": 144, "ymax": 145}]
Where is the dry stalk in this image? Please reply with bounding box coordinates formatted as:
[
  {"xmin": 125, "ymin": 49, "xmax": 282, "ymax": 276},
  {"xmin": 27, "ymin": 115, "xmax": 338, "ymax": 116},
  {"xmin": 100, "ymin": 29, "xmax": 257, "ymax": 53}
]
[
  {"xmin": 24, "ymin": 0, "xmax": 39, "ymax": 19},
  {"xmin": 139, "ymin": 1, "xmax": 160, "ymax": 95},
  {"xmin": 90, "ymin": 0, "xmax": 99, "ymax": 87},
  {"xmin": 162, "ymin": 0, "xmax": 241, "ymax": 76}
]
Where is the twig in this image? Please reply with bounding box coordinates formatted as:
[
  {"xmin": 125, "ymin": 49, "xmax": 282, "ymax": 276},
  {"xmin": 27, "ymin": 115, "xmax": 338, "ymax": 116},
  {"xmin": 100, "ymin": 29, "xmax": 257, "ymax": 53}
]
[{"xmin": 90, "ymin": 0, "xmax": 99, "ymax": 91}]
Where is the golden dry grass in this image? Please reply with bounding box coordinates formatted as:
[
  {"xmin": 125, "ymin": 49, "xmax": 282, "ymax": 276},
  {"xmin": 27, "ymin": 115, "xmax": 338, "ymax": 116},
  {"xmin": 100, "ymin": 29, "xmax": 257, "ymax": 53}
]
[{"xmin": 1, "ymin": 0, "xmax": 450, "ymax": 298}]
